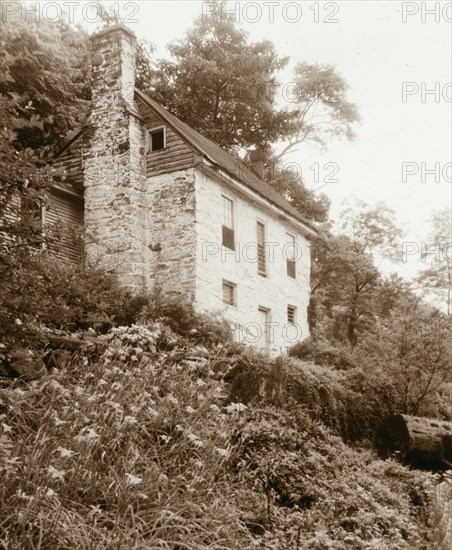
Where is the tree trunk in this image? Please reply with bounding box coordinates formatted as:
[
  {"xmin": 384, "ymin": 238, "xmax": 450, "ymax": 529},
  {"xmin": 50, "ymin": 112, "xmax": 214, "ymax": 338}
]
[{"xmin": 373, "ymin": 414, "xmax": 452, "ymax": 470}]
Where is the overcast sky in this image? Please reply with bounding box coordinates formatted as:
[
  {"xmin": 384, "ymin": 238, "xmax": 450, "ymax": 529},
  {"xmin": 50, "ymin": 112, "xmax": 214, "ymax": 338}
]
[{"xmin": 30, "ymin": 0, "xmax": 452, "ymax": 280}]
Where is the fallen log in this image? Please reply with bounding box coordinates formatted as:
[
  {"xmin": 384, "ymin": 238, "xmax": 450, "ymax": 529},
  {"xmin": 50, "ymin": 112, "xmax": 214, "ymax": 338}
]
[{"xmin": 373, "ymin": 414, "xmax": 452, "ymax": 470}]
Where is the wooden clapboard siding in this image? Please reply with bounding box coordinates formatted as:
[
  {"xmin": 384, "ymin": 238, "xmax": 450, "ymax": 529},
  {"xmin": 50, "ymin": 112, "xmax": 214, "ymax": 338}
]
[
  {"xmin": 52, "ymin": 132, "xmax": 85, "ymax": 191},
  {"xmin": 45, "ymin": 189, "xmax": 84, "ymax": 263},
  {"xmin": 1, "ymin": 194, "xmax": 21, "ymax": 225},
  {"xmin": 136, "ymin": 97, "xmax": 195, "ymax": 177},
  {"xmin": 50, "ymin": 131, "xmax": 85, "ymax": 263}
]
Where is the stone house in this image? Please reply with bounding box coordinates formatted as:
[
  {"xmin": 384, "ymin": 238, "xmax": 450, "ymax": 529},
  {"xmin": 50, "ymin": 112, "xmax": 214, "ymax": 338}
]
[{"xmin": 47, "ymin": 24, "xmax": 317, "ymax": 355}]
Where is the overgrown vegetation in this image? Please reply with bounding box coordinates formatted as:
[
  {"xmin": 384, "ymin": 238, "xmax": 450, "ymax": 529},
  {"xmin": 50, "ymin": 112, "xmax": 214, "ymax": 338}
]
[
  {"xmin": 0, "ymin": 248, "xmax": 447, "ymax": 548},
  {"xmin": 0, "ymin": 318, "xmax": 440, "ymax": 549}
]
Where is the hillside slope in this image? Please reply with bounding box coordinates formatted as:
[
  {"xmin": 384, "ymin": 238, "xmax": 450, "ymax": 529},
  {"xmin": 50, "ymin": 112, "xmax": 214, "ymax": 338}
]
[{"xmin": 0, "ymin": 322, "xmax": 442, "ymax": 549}]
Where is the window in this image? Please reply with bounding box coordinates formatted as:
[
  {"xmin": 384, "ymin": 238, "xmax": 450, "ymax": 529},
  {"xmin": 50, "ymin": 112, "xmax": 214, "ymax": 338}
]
[
  {"xmin": 222, "ymin": 279, "xmax": 236, "ymax": 306},
  {"xmin": 287, "ymin": 305, "xmax": 297, "ymax": 325},
  {"xmin": 257, "ymin": 221, "xmax": 267, "ymax": 277},
  {"xmin": 148, "ymin": 127, "xmax": 165, "ymax": 152},
  {"xmin": 286, "ymin": 233, "xmax": 296, "ymax": 279},
  {"xmin": 258, "ymin": 307, "xmax": 271, "ymax": 350},
  {"xmin": 222, "ymin": 195, "xmax": 235, "ymax": 250}
]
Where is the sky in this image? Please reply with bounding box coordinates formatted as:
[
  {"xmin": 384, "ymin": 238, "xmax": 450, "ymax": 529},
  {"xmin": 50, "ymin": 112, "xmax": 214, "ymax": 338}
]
[{"xmin": 24, "ymin": 0, "xmax": 452, "ymax": 281}]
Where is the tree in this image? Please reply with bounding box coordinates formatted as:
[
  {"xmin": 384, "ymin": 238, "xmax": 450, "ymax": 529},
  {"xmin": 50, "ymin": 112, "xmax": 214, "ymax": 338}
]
[
  {"xmin": 364, "ymin": 300, "xmax": 452, "ymax": 416},
  {"xmin": 417, "ymin": 208, "xmax": 452, "ymax": 315},
  {"xmin": 149, "ymin": 8, "xmax": 290, "ymax": 151},
  {"xmin": 0, "ymin": 3, "xmax": 91, "ymax": 252},
  {"xmin": 146, "ymin": 6, "xmax": 355, "ymax": 223},
  {"xmin": 266, "ymin": 157, "xmax": 331, "ymax": 224},
  {"xmin": 310, "ymin": 201, "xmax": 403, "ymax": 346},
  {"xmin": 276, "ymin": 63, "xmax": 360, "ymax": 158},
  {"xmin": 0, "ymin": 3, "xmax": 90, "ymax": 152}
]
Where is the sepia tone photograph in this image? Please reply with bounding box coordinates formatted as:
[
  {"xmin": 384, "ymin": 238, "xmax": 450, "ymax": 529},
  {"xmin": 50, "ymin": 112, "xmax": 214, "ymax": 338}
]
[{"xmin": 0, "ymin": 1, "xmax": 451, "ymax": 548}]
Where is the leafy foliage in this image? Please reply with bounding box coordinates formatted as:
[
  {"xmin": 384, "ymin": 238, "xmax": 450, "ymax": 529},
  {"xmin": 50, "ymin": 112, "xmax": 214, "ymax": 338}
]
[
  {"xmin": 0, "ymin": 326, "xmax": 438, "ymax": 549},
  {"xmin": 277, "ymin": 62, "xmax": 360, "ymax": 156},
  {"xmin": 0, "ymin": 3, "xmax": 90, "ymax": 152},
  {"xmin": 417, "ymin": 208, "xmax": 452, "ymax": 315},
  {"xmin": 310, "ymin": 200, "xmax": 404, "ymax": 346},
  {"xmin": 150, "ymin": 8, "xmax": 290, "ymax": 151},
  {"xmin": 266, "ymin": 158, "xmax": 331, "ymax": 224}
]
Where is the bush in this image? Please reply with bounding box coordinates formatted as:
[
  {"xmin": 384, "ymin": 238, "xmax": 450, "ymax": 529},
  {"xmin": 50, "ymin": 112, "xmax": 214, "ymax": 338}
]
[
  {"xmin": 142, "ymin": 286, "xmax": 233, "ymax": 348},
  {"xmin": 0, "ymin": 251, "xmax": 148, "ymax": 348},
  {"xmin": 228, "ymin": 355, "xmax": 401, "ymax": 443},
  {"xmin": 289, "ymin": 337, "xmax": 358, "ymax": 370},
  {"xmin": 232, "ymin": 405, "xmax": 436, "ymax": 549},
  {"xmin": 0, "ymin": 251, "xmax": 235, "ymax": 354},
  {"xmin": 0, "ymin": 328, "xmax": 437, "ymax": 549}
]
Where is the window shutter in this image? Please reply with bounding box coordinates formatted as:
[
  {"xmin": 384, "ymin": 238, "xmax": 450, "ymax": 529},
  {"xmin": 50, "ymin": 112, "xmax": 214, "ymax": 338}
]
[
  {"xmin": 222, "ymin": 280, "xmax": 236, "ymax": 306},
  {"xmin": 222, "ymin": 225, "xmax": 235, "ymax": 250},
  {"xmin": 286, "ymin": 233, "xmax": 296, "ymax": 278},
  {"xmin": 287, "ymin": 259, "xmax": 296, "ymax": 278},
  {"xmin": 222, "ymin": 196, "xmax": 235, "ymax": 250},
  {"xmin": 257, "ymin": 222, "xmax": 267, "ymax": 277},
  {"xmin": 287, "ymin": 305, "xmax": 297, "ymax": 324}
]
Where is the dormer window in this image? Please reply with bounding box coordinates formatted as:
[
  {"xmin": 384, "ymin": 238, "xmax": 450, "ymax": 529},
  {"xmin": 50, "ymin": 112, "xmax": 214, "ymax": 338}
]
[{"xmin": 148, "ymin": 127, "xmax": 166, "ymax": 152}]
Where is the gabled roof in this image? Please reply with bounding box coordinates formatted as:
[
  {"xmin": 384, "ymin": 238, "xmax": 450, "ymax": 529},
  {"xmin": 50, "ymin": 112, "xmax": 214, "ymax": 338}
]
[{"xmin": 135, "ymin": 89, "xmax": 316, "ymax": 233}]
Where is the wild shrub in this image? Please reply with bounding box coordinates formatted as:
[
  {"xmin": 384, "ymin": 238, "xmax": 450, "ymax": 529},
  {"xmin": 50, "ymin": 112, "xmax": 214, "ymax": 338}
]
[
  {"xmin": 231, "ymin": 405, "xmax": 436, "ymax": 549},
  {"xmin": 228, "ymin": 356, "xmax": 401, "ymax": 443},
  {"xmin": 0, "ymin": 251, "xmax": 148, "ymax": 348},
  {"xmin": 289, "ymin": 337, "xmax": 358, "ymax": 370},
  {"xmin": 142, "ymin": 286, "xmax": 233, "ymax": 348}
]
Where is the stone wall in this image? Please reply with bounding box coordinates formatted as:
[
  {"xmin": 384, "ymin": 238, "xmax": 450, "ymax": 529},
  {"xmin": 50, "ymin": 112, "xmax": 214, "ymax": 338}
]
[
  {"xmin": 83, "ymin": 26, "xmax": 149, "ymax": 288},
  {"xmin": 194, "ymin": 167, "xmax": 311, "ymax": 355},
  {"xmin": 146, "ymin": 169, "xmax": 197, "ymax": 300}
]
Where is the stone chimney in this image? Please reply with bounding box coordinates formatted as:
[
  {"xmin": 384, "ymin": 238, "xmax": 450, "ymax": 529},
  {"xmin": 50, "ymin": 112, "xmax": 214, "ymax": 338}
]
[{"xmin": 83, "ymin": 25, "xmax": 148, "ymax": 288}]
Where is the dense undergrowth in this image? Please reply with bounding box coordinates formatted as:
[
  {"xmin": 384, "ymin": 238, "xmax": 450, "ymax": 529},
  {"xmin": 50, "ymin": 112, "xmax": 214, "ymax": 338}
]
[
  {"xmin": 0, "ymin": 322, "xmax": 440, "ymax": 549},
  {"xmin": 0, "ymin": 258, "xmax": 445, "ymax": 548}
]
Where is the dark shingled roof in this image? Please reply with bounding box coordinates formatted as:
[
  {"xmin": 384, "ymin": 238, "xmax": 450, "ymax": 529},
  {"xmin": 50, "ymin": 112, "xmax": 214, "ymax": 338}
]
[{"xmin": 135, "ymin": 89, "xmax": 316, "ymax": 234}]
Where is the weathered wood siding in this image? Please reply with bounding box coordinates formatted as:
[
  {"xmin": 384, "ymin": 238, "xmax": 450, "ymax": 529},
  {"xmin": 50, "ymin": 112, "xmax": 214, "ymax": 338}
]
[
  {"xmin": 45, "ymin": 188, "xmax": 84, "ymax": 263},
  {"xmin": 48, "ymin": 133, "xmax": 85, "ymax": 263},
  {"xmin": 136, "ymin": 97, "xmax": 195, "ymax": 177},
  {"xmin": 52, "ymin": 133, "xmax": 85, "ymax": 189}
]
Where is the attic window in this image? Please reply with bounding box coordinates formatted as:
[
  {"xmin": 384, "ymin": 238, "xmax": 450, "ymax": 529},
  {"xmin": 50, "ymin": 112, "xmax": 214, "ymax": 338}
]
[{"xmin": 148, "ymin": 127, "xmax": 166, "ymax": 152}]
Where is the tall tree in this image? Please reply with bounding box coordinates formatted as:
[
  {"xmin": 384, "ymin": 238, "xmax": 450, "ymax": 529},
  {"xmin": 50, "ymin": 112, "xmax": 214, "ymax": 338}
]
[
  {"xmin": 0, "ymin": 2, "xmax": 90, "ymax": 253},
  {"xmin": 277, "ymin": 63, "xmax": 360, "ymax": 158},
  {"xmin": 144, "ymin": 5, "xmax": 359, "ymax": 224},
  {"xmin": 0, "ymin": 3, "xmax": 90, "ymax": 152},
  {"xmin": 310, "ymin": 201, "xmax": 403, "ymax": 346},
  {"xmin": 150, "ymin": 9, "xmax": 290, "ymax": 151},
  {"xmin": 417, "ymin": 208, "xmax": 452, "ymax": 315},
  {"xmin": 362, "ymin": 299, "xmax": 452, "ymax": 415}
]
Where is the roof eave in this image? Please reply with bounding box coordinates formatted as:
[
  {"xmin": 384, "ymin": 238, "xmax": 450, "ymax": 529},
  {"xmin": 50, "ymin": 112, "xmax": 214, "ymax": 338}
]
[{"xmin": 199, "ymin": 158, "xmax": 318, "ymax": 239}]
